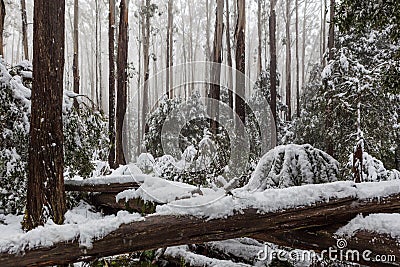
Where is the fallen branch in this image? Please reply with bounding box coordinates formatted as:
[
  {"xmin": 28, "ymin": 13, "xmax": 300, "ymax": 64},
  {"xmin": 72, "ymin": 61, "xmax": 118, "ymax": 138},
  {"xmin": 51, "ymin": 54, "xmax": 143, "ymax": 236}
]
[{"xmin": 1, "ymin": 191, "xmax": 399, "ymax": 266}]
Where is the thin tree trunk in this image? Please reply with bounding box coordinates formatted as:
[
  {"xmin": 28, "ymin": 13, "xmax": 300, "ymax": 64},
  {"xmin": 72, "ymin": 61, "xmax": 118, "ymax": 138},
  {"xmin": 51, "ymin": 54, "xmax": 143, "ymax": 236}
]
[
  {"xmin": 20, "ymin": 0, "xmax": 29, "ymax": 60},
  {"xmin": 115, "ymin": 0, "xmax": 128, "ymax": 166},
  {"xmin": 295, "ymin": 0, "xmax": 300, "ymax": 117},
  {"xmin": 99, "ymin": 10, "xmax": 103, "ymax": 109},
  {"xmin": 301, "ymin": 0, "xmax": 307, "ymax": 87},
  {"xmin": 257, "ymin": 0, "xmax": 262, "ymax": 74},
  {"xmin": 269, "ymin": 0, "xmax": 277, "ymax": 142},
  {"xmin": 24, "ymin": 0, "xmax": 66, "ymax": 230},
  {"xmin": 327, "ymin": 0, "xmax": 334, "ymax": 61},
  {"xmin": 141, "ymin": 0, "xmax": 150, "ymax": 140},
  {"xmin": 322, "ymin": 0, "xmax": 327, "ymax": 65},
  {"xmin": 0, "ymin": 0, "xmax": 4, "ymax": 56},
  {"xmin": 108, "ymin": 0, "xmax": 116, "ymax": 168},
  {"xmin": 235, "ymin": 0, "xmax": 246, "ymax": 126},
  {"xmin": 225, "ymin": 0, "xmax": 233, "ymax": 111},
  {"xmin": 210, "ymin": 0, "xmax": 224, "ymax": 134},
  {"xmin": 95, "ymin": 0, "xmax": 100, "ymax": 106},
  {"xmin": 285, "ymin": 0, "xmax": 292, "ymax": 121},
  {"xmin": 166, "ymin": 0, "xmax": 173, "ymax": 98},
  {"xmin": 73, "ymin": 0, "xmax": 80, "ymax": 108},
  {"xmin": 324, "ymin": 0, "xmax": 334, "ymax": 156},
  {"xmin": 137, "ymin": 9, "xmax": 142, "ymax": 157}
]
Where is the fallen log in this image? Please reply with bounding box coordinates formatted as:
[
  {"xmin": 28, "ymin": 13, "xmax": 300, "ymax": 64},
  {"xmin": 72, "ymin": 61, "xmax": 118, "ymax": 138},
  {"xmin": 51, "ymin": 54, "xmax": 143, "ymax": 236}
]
[
  {"xmin": 64, "ymin": 177, "xmax": 140, "ymax": 193},
  {"xmin": 1, "ymin": 192, "xmax": 399, "ymax": 266}
]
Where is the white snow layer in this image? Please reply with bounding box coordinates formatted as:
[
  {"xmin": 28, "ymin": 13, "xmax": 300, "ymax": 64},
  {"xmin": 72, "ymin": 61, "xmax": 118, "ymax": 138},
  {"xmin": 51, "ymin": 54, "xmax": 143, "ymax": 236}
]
[
  {"xmin": 0, "ymin": 202, "xmax": 143, "ymax": 253},
  {"xmin": 336, "ymin": 213, "xmax": 400, "ymax": 239},
  {"xmin": 155, "ymin": 180, "xmax": 400, "ymax": 219}
]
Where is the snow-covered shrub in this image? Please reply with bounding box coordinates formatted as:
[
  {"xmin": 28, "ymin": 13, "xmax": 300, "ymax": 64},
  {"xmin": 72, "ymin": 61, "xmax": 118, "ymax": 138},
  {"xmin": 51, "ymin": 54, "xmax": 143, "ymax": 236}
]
[
  {"xmin": 154, "ymin": 154, "xmax": 176, "ymax": 178},
  {"xmin": 137, "ymin": 153, "xmax": 155, "ymax": 174},
  {"xmin": 245, "ymin": 144, "xmax": 340, "ymax": 191},
  {"xmin": 0, "ymin": 60, "xmax": 108, "ymax": 214},
  {"xmin": 346, "ymin": 152, "xmax": 400, "ymax": 182}
]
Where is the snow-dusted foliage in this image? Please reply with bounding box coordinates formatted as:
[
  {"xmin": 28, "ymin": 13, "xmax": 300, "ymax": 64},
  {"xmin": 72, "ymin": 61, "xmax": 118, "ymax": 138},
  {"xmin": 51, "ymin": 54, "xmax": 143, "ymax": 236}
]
[
  {"xmin": 0, "ymin": 60, "xmax": 108, "ymax": 214},
  {"xmin": 136, "ymin": 153, "xmax": 155, "ymax": 174},
  {"xmin": 245, "ymin": 144, "xmax": 339, "ymax": 191},
  {"xmin": 346, "ymin": 152, "xmax": 400, "ymax": 182}
]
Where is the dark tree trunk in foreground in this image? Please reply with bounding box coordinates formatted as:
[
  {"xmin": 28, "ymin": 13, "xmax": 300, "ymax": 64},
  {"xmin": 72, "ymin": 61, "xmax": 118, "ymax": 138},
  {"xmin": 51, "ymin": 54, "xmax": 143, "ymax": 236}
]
[
  {"xmin": 20, "ymin": 0, "xmax": 29, "ymax": 60},
  {"xmin": 115, "ymin": 0, "xmax": 128, "ymax": 166},
  {"xmin": 108, "ymin": 0, "xmax": 116, "ymax": 168},
  {"xmin": 0, "ymin": 0, "xmax": 5, "ymax": 56},
  {"xmin": 235, "ymin": 0, "xmax": 246, "ymax": 125},
  {"xmin": 24, "ymin": 0, "xmax": 66, "ymax": 230},
  {"xmin": 210, "ymin": 0, "xmax": 224, "ymax": 134},
  {"xmin": 269, "ymin": 0, "xmax": 277, "ymax": 142},
  {"xmin": 73, "ymin": 0, "xmax": 80, "ymax": 107}
]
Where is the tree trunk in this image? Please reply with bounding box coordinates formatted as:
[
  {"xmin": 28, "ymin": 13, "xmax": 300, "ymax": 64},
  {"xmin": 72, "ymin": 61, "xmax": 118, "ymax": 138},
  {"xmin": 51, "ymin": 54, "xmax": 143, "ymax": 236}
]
[
  {"xmin": 295, "ymin": 0, "xmax": 300, "ymax": 117},
  {"xmin": 234, "ymin": 0, "xmax": 246, "ymax": 126},
  {"xmin": 166, "ymin": 0, "xmax": 173, "ymax": 98},
  {"xmin": 285, "ymin": 0, "xmax": 292, "ymax": 121},
  {"xmin": 141, "ymin": 0, "xmax": 151, "ymax": 139},
  {"xmin": 327, "ymin": 0, "xmax": 335, "ymax": 61},
  {"xmin": 210, "ymin": 0, "xmax": 224, "ymax": 134},
  {"xmin": 20, "ymin": 0, "xmax": 29, "ymax": 60},
  {"xmin": 73, "ymin": 0, "xmax": 80, "ymax": 108},
  {"xmin": 301, "ymin": 0, "xmax": 307, "ymax": 87},
  {"xmin": 257, "ymin": 0, "xmax": 262, "ymax": 74},
  {"xmin": 269, "ymin": 0, "xmax": 277, "ymax": 142},
  {"xmin": 115, "ymin": 0, "xmax": 128, "ymax": 166},
  {"xmin": 108, "ymin": 0, "xmax": 116, "ymax": 168},
  {"xmin": 95, "ymin": 0, "xmax": 100, "ymax": 106},
  {"xmin": 324, "ymin": 0, "xmax": 334, "ymax": 156},
  {"xmin": 0, "ymin": 0, "xmax": 5, "ymax": 56},
  {"xmin": 321, "ymin": 0, "xmax": 327, "ymax": 65},
  {"xmin": 24, "ymin": 0, "xmax": 66, "ymax": 230},
  {"xmin": 225, "ymin": 0, "xmax": 233, "ymax": 111}
]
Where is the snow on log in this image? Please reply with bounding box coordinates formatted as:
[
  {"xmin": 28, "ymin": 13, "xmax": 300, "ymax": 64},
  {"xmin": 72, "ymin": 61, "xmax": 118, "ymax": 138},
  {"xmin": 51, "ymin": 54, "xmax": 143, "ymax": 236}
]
[{"xmin": 1, "ymin": 181, "xmax": 400, "ymax": 266}]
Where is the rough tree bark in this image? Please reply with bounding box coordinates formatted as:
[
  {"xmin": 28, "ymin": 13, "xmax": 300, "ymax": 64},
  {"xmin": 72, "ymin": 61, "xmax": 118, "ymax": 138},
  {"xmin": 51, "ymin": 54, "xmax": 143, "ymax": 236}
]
[
  {"xmin": 24, "ymin": 0, "xmax": 66, "ymax": 230},
  {"xmin": 141, "ymin": 0, "xmax": 150, "ymax": 138},
  {"xmin": 108, "ymin": 0, "xmax": 116, "ymax": 168},
  {"xmin": 257, "ymin": 0, "xmax": 262, "ymax": 74},
  {"xmin": 324, "ymin": 0, "xmax": 334, "ymax": 156},
  {"xmin": 295, "ymin": 0, "xmax": 300, "ymax": 117},
  {"xmin": 235, "ymin": 0, "xmax": 246, "ymax": 125},
  {"xmin": 115, "ymin": 0, "xmax": 128, "ymax": 166},
  {"xmin": 73, "ymin": 0, "xmax": 80, "ymax": 108},
  {"xmin": 327, "ymin": 0, "xmax": 335, "ymax": 61},
  {"xmin": 269, "ymin": 0, "xmax": 277, "ymax": 141},
  {"xmin": 20, "ymin": 0, "xmax": 29, "ymax": 60},
  {"xmin": 210, "ymin": 0, "xmax": 224, "ymax": 134},
  {"xmin": 0, "ymin": 0, "xmax": 5, "ymax": 56},
  {"xmin": 8, "ymin": 191, "xmax": 400, "ymax": 266},
  {"xmin": 166, "ymin": 0, "xmax": 173, "ymax": 98},
  {"xmin": 285, "ymin": 0, "xmax": 292, "ymax": 121},
  {"xmin": 225, "ymin": 0, "xmax": 233, "ymax": 111}
]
